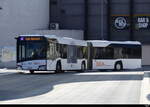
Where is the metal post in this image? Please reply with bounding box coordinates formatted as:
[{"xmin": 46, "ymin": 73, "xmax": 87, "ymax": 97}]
[
  {"xmin": 101, "ymin": 0, "xmax": 104, "ymax": 40},
  {"xmin": 130, "ymin": 0, "xmax": 134, "ymax": 41},
  {"xmin": 49, "ymin": 0, "xmax": 51, "ymax": 29},
  {"xmin": 84, "ymin": 0, "xmax": 89, "ymax": 40},
  {"xmin": 107, "ymin": 0, "xmax": 111, "ymax": 40}
]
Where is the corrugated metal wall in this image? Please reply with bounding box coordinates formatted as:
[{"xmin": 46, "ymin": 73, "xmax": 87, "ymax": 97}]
[
  {"xmin": 0, "ymin": 0, "xmax": 50, "ymax": 47},
  {"xmin": 110, "ymin": 0, "xmax": 150, "ymax": 43},
  {"xmin": 133, "ymin": 0, "xmax": 150, "ymax": 44},
  {"xmin": 50, "ymin": 0, "xmax": 85, "ymax": 30},
  {"xmin": 109, "ymin": 0, "xmax": 131, "ymax": 41},
  {"xmin": 50, "ymin": 0, "xmax": 108, "ymax": 40}
]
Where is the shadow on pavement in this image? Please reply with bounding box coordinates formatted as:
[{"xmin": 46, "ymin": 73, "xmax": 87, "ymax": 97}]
[{"xmin": 0, "ymin": 71, "xmax": 143, "ymax": 101}]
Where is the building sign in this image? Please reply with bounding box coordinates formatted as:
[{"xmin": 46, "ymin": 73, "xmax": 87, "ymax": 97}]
[
  {"xmin": 20, "ymin": 37, "xmax": 42, "ymax": 41},
  {"xmin": 135, "ymin": 17, "xmax": 150, "ymax": 30},
  {"xmin": 114, "ymin": 17, "xmax": 127, "ymax": 29},
  {"xmin": 112, "ymin": 16, "xmax": 130, "ymax": 30}
]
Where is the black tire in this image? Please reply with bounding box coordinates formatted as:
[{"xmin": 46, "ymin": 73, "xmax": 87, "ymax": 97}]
[
  {"xmin": 55, "ymin": 62, "xmax": 62, "ymax": 73},
  {"xmin": 80, "ymin": 62, "xmax": 86, "ymax": 72},
  {"xmin": 30, "ymin": 70, "xmax": 35, "ymax": 74},
  {"xmin": 115, "ymin": 62, "xmax": 123, "ymax": 71}
]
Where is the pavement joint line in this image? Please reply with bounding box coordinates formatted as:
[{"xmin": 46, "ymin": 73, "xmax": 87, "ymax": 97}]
[{"xmin": 140, "ymin": 71, "xmax": 150, "ymax": 104}]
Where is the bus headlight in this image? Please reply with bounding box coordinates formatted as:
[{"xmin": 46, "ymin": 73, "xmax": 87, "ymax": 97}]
[{"xmin": 39, "ymin": 65, "xmax": 46, "ymax": 70}]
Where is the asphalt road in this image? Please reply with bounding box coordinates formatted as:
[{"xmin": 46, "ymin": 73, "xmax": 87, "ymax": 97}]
[{"xmin": 0, "ymin": 70, "xmax": 144, "ymax": 104}]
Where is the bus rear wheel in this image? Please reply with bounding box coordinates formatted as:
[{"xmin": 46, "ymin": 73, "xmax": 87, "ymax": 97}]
[{"xmin": 115, "ymin": 62, "xmax": 123, "ymax": 71}]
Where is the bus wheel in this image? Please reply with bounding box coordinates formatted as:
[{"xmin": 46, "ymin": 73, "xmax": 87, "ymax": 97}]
[
  {"xmin": 115, "ymin": 62, "xmax": 123, "ymax": 71},
  {"xmin": 30, "ymin": 70, "xmax": 35, "ymax": 74},
  {"xmin": 55, "ymin": 62, "xmax": 62, "ymax": 73},
  {"xmin": 80, "ymin": 62, "xmax": 86, "ymax": 72}
]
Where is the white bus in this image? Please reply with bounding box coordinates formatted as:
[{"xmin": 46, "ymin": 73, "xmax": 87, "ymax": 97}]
[
  {"xmin": 16, "ymin": 35, "xmax": 87, "ymax": 74},
  {"xmin": 87, "ymin": 40, "xmax": 142, "ymax": 71},
  {"xmin": 16, "ymin": 35, "xmax": 142, "ymax": 74}
]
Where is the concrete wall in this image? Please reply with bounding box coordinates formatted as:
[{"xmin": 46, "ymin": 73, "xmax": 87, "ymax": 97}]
[
  {"xmin": 0, "ymin": 0, "xmax": 50, "ymax": 47},
  {"xmin": 0, "ymin": 46, "xmax": 16, "ymax": 68}
]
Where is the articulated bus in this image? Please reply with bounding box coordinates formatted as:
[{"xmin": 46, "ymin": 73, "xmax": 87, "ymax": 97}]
[{"xmin": 16, "ymin": 35, "xmax": 142, "ymax": 74}]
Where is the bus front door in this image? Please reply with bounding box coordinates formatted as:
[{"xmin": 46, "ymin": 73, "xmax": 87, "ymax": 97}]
[{"xmin": 87, "ymin": 42, "xmax": 93, "ymax": 70}]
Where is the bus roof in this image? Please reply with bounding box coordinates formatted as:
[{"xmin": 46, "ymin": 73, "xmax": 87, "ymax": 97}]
[
  {"xmin": 87, "ymin": 40, "xmax": 141, "ymax": 47},
  {"xmin": 19, "ymin": 35, "xmax": 87, "ymax": 46},
  {"xmin": 18, "ymin": 35, "xmax": 141, "ymax": 47}
]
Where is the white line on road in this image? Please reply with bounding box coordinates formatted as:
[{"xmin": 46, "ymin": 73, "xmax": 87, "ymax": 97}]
[{"xmin": 140, "ymin": 71, "xmax": 150, "ymax": 104}]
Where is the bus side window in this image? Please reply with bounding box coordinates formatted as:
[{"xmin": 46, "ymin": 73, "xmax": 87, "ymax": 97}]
[
  {"xmin": 93, "ymin": 47, "xmax": 102, "ymax": 59},
  {"xmin": 126, "ymin": 46, "xmax": 141, "ymax": 59},
  {"xmin": 67, "ymin": 45, "xmax": 77, "ymax": 63},
  {"xmin": 47, "ymin": 42, "xmax": 56, "ymax": 60},
  {"xmin": 83, "ymin": 46, "xmax": 88, "ymax": 59},
  {"xmin": 21, "ymin": 44, "xmax": 25, "ymax": 61},
  {"xmin": 93, "ymin": 47, "xmax": 97, "ymax": 59},
  {"xmin": 47, "ymin": 43, "xmax": 52, "ymax": 59},
  {"xmin": 114, "ymin": 47, "xmax": 123, "ymax": 59},
  {"xmin": 77, "ymin": 46, "xmax": 85, "ymax": 59},
  {"xmin": 56, "ymin": 43, "xmax": 61, "ymax": 58},
  {"xmin": 60, "ymin": 44, "xmax": 67, "ymax": 59}
]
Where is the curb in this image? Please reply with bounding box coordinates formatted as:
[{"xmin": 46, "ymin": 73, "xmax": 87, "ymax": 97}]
[{"xmin": 140, "ymin": 71, "xmax": 150, "ymax": 104}]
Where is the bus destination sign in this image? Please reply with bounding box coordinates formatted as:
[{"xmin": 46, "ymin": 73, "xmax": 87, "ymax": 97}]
[{"xmin": 20, "ymin": 37, "xmax": 42, "ymax": 41}]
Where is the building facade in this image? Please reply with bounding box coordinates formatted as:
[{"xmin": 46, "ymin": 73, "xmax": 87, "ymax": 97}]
[{"xmin": 50, "ymin": 0, "xmax": 150, "ymax": 65}]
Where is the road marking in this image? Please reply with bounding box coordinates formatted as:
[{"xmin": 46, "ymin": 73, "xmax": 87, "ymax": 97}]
[{"xmin": 140, "ymin": 71, "xmax": 150, "ymax": 104}]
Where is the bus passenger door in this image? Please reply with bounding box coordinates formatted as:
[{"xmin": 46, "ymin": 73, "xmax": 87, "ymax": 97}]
[
  {"xmin": 47, "ymin": 41, "xmax": 58, "ymax": 70},
  {"xmin": 67, "ymin": 45, "xmax": 77, "ymax": 70},
  {"xmin": 87, "ymin": 42, "xmax": 93, "ymax": 70}
]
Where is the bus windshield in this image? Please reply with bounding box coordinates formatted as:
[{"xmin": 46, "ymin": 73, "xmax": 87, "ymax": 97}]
[{"xmin": 17, "ymin": 41, "xmax": 47, "ymax": 62}]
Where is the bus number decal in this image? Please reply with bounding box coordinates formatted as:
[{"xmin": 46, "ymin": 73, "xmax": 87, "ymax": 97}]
[{"xmin": 96, "ymin": 61, "xmax": 105, "ymax": 66}]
